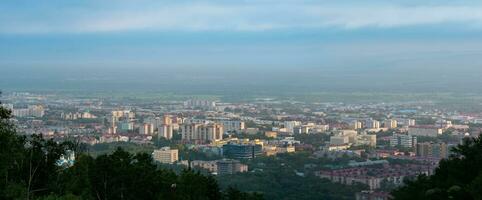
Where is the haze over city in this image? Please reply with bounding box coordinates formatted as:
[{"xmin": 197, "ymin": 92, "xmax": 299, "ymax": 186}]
[
  {"xmin": 2, "ymin": 0, "xmax": 482, "ymax": 93},
  {"xmin": 1, "ymin": 1, "xmax": 482, "ymax": 200}
]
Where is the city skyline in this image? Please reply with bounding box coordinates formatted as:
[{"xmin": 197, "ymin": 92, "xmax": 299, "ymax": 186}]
[{"xmin": 2, "ymin": 1, "xmax": 482, "ymax": 200}]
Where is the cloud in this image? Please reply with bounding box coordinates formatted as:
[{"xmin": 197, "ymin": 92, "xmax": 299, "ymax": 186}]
[{"xmin": 1, "ymin": 1, "xmax": 482, "ymax": 34}]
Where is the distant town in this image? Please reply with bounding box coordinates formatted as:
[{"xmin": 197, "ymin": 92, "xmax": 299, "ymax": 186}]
[{"xmin": 2, "ymin": 91, "xmax": 481, "ymax": 199}]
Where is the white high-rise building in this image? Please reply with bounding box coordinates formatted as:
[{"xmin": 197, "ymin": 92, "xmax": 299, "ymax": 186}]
[
  {"xmin": 407, "ymin": 119, "xmax": 416, "ymax": 126},
  {"xmin": 158, "ymin": 124, "xmax": 173, "ymax": 139},
  {"xmin": 384, "ymin": 119, "xmax": 398, "ymax": 129},
  {"xmin": 139, "ymin": 123, "xmax": 154, "ymax": 135},
  {"xmin": 180, "ymin": 123, "xmax": 223, "ymax": 142},
  {"xmin": 12, "ymin": 105, "xmax": 45, "ymax": 118},
  {"xmin": 351, "ymin": 120, "xmax": 363, "ymax": 129},
  {"xmin": 28, "ymin": 105, "xmax": 45, "ymax": 117},
  {"xmin": 220, "ymin": 120, "xmax": 245, "ymax": 133},
  {"xmin": 366, "ymin": 119, "xmax": 380, "ymax": 129}
]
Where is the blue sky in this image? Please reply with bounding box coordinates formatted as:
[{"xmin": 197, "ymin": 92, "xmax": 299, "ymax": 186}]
[{"xmin": 1, "ymin": 0, "xmax": 482, "ymax": 69}]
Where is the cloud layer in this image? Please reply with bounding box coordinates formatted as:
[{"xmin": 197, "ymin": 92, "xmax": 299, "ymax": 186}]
[{"xmin": 1, "ymin": 1, "xmax": 482, "ymax": 34}]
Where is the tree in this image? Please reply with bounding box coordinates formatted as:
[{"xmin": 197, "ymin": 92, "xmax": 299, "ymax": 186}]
[
  {"xmin": 0, "ymin": 100, "xmax": 25, "ymax": 199},
  {"xmin": 0, "ymin": 127, "xmax": 72, "ymax": 199},
  {"xmin": 392, "ymin": 137, "xmax": 482, "ymax": 200},
  {"xmin": 0, "ymin": 98, "xmax": 261, "ymax": 200}
]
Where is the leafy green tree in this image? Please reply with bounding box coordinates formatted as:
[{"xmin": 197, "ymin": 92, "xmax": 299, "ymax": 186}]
[
  {"xmin": 0, "ymin": 101, "xmax": 25, "ymax": 199},
  {"xmin": 392, "ymin": 137, "xmax": 482, "ymax": 200},
  {"xmin": 1, "ymin": 98, "xmax": 71, "ymax": 200},
  {"xmin": 1, "ymin": 98, "xmax": 261, "ymax": 200}
]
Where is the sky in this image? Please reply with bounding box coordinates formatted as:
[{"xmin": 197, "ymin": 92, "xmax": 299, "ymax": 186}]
[{"xmin": 1, "ymin": 0, "xmax": 482, "ymax": 93}]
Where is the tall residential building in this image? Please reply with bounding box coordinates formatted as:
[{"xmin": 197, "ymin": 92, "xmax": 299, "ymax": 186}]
[
  {"xmin": 28, "ymin": 105, "xmax": 45, "ymax": 117},
  {"xmin": 107, "ymin": 126, "xmax": 117, "ymax": 134},
  {"xmin": 220, "ymin": 120, "xmax": 245, "ymax": 133},
  {"xmin": 390, "ymin": 134, "xmax": 417, "ymax": 148},
  {"xmin": 139, "ymin": 123, "xmax": 154, "ymax": 135},
  {"xmin": 12, "ymin": 105, "xmax": 45, "ymax": 118},
  {"xmin": 384, "ymin": 119, "xmax": 398, "ymax": 129},
  {"xmin": 293, "ymin": 126, "xmax": 310, "ymax": 134},
  {"xmin": 158, "ymin": 124, "xmax": 173, "ymax": 139},
  {"xmin": 13, "ymin": 109, "xmax": 29, "ymax": 117},
  {"xmin": 351, "ymin": 120, "xmax": 363, "ymax": 129},
  {"xmin": 144, "ymin": 116, "xmax": 162, "ymax": 128},
  {"xmin": 119, "ymin": 121, "xmax": 134, "ymax": 131},
  {"xmin": 407, "ymin": 119, "xmax": 416, "ymax": 126},
  {"xmin": 162, "ymin": 115, "xmax": 173, "ymax": 125},
  {"xmin": 366, "ymin": 119, "xmax": 380, "ymax": 129},
  {"xmin": 180, "ymin": 123, "xmax": 223, "ymax": 142},
  {"xmin": 181, "ymin": 123, "xmax": 202, "ymax": 141},
  {"xmin": 416, "ymin": 142, "xmax": 448, "ymax": 159},
  {"xmin": 152, "ymin": 147, "xmax": 179, "ymax": 164},
  {"xmin": 111, "ymin": 110, "xmax": 135, "ymax": 132},
  {"xmin": 112, "ymin": 110, "xmax": 135, "ymax": 120}
]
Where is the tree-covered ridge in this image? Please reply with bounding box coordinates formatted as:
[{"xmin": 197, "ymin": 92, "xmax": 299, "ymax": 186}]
[
  {"xmin": 392, "ymin": 137, "xmax": 482, "ymax": 200},
  {"xmin": 0, "ymin": 103, "xmax": 262, "ymax": 200}
]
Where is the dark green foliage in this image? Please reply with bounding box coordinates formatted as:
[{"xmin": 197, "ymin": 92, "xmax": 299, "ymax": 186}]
[
  {"xmin": 1, "ymin": 105, "xmax": 73, "ymax": 199},
  {"xmin": 392, "ymin": 137, "xmax": 482, "ymax": 200},
  {"xmin": 0, "ymin": 104, "xmax": 262, "ymax": 200},
  {"xmin": 217, "ymin": 153, "xmax": 368, "ymax": 200},
  {"xmin": 58, "ymin": 149, "xmax": 253, "ymax": 200},
  {"xmin": 224, "ymin": 187, "xmax": 264, "ymax": 200}
]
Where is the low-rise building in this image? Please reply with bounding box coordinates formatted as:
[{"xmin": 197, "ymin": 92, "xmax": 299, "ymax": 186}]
[
  {"xmin": 390, "ymin": 134, "xmax": 417, "ymax": 148},
  {"xmin": 152, "ymin": 147, "xmax": 179, "ymax": 164},
  {"xmin": 222, "ymin": 143, "xmax": 262, "ymax": 159},
  {"xmin": 330, "ymin": 135, "xmax": 350, "ymax": 145},
  {"xmin": 408, "ymin": 126, "xmax": 443, "ymax": 137},
  {"xmin": 191, "ymin": 160, "xmax": 218, "ymax": 173},
  {"xmin": 216, "ymin": 159, "xmax": 248, "ymax": 175},
  {"xmin": 356, "ymin": 134, "xmax": 377, "ymax": 147},
  {"xmin": 316, "ymin": 164, "xmax": 431, "ymax": 190},
  {"xmin": 265, "ymin": 131, "xmax": 278, "ymax": 138}
]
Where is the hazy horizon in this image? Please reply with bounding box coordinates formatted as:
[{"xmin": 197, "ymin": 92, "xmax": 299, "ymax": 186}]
[{"xmin": 2, "ymin": 0, "xmax": 482, "ymax": 94}]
